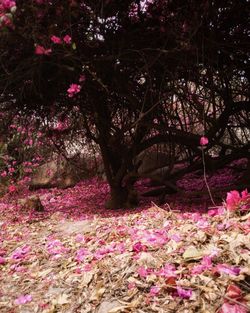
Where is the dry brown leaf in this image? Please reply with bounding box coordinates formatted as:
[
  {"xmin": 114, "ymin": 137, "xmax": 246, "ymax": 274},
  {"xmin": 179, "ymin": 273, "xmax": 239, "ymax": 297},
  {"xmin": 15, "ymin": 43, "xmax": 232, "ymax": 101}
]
[
  {"xmin": 90, "ymin": 285, "xmax": 106, "ymax": 302},
  {"xmin": 183, "ymin": 246, "xmax": 204, "ymax": 260},
  {"xmin": 137, "ymin": 252, "xmax": 158, "ymax": 267},
  {"xmin": 52, "ymin": 293, "xmax": 69, "ymax": 305},
  {"xmin": 80, "ymin": 271, "xmax": 94, "ymax": 286}
]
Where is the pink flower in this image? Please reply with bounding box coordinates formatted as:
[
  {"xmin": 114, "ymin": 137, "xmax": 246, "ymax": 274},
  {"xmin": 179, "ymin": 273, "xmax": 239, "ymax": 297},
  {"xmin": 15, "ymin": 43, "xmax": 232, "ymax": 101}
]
[
  {"xmin": 241, "ymin": 189, "xmax": 249, "ymax": 200},
  {"xmin": 67, "ymin": 83, "xmax": 81, "ymax": 97},
  {"xmin": 63, "ymin": 35, "xmax": 72, "ymax": 44},
  {"xmin": 75, "ymin": 248, "xmax": 89, "ymax": 263},
  {"xmin": 8, "ymin": 185, "xmax": 16, "ymax": 193},
  {"xmin": 137, "ymin": 266, "xmax": 148, "ymax": 278},
  {"xmin": 83, "ymin": 264, "xmax": 92, "ymax": 272},
  {"xmin": 9, "ymin": 167, "xmax": 15, "ymax": 173},
  {"xmin": 75, "ymin": 234, "xmax": 85, "ymax": 243},
  {"xmin": 35, "ymin": 45, "xmax": 52, "ymax": 55},
  {"xmin": 176, "ymin": 286, "xmax": 192, "ymax": 299},
  {"xmin": 149, "ymin": 286, "xmax": 160, "ymax": 296},
  {"xmin": 79, "ymin": 74, "xmax": 86, "ymax": 82},
  {"xmin": 14, "ymin": 294, "xmax": 32, "ymax": 305},
  {"xmin": 191, "ymin": 256, "xmax": 213, "ymax": 274},
  {"xmin": 0, "ymin": 256, "xmax": 6, "ymax": 265},
  {"xmin": 215, "ymin": 264, "xmax": 240, "ymax": 276},
  {"xmin": 51, "ymin": 35, "xmax": 62, "ymax": 44},
  {"xmin": 219, "ymin": 285, "xmax": 247, "ymax": 313},
  {"xmin": 219, "ymin": 302, "xmax": 248, "ymax": 313},
  {"xmin": 1, "ymin": 0, "xmax": 16, "ymax": 10},
  {"xmin": 226, "ymin": 284, "xmax": 242, "ymax": 299},
  {"xmin": 200, "ymin": 136, "xmax": 209, "ymax": 146},
  {"xmin": 170, "ymin": 234, "xmax": 182, "ymax": 242},
  {"xmin": 208, "ymin": 206, "xmax": 225, "ymax": 216},
  {"xmin": 226, "ymin": 190, "xmax": 241, "ymax": 211},
  {"xmin": 128, "ymin": 282, "xmax": 136, "ymax": 289},
  {"xmin": 46, "ymin": 240, "xmax": 68, "ymax": 256},
  {"xmin": 0, "ymin": 171, "xmax": 7, "ymax": 177},
  {"xmin": 157, "ymin": 264, "xmax": 176, "ymax": 278},
  {"xmin": 145, "ymin": 232, "xmax": 167, "ymax": 246},
  {"xmin": 226, "ymin": 188, "xmax": 250, "ymax": 211},
  {"xmin": 132, "ymin": 241, "xmax": 147, "ymax": 253},
  {"xmin": 11, "ymin": 245, "xmax": 30, "ymax": 261}
]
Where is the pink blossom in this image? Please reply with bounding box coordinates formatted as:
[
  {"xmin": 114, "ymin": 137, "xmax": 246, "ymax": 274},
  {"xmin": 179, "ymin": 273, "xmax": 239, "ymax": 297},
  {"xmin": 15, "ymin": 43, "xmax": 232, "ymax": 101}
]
[
  {"xmin": 75, "ymin": 234, "xmax": 85, "ymax": 243},
  {"xmin": 216, "ymin": 264, "xmax": 240, "ymax": 276},
  {"xmin": 51, "ymin": 35, "xmax": 62, "ymax": 44},
  {"xmin": 191, "ymin": 256, "xmax": 213, "ymax": 274},
  {"xmin": 225, "ymin": 189, "xmax": 249, "ymax": 212},
  {"xmin": 23, "ymin": 168, "xmax": 32, "ymax": 173},
  {"xmin": 0, "ymin": 256, "xmax": 6, "ymax": 264},
  {"xmin": 0, "ymin": 249, "xmax": 6, "ymax": 257},
  {"xmin": 219, "ymin": 302, "xmax": 248, "ymax": 313},
  {"xmin": 170, "ymin": 234, "xmax": 182, "ymax": 242},
  {"xmin": 55, "ymin": 121, "xmax": 65, "ymax": 131},
  {"xmin": 226, "ymin": 284, "xmax": 242, "ymax": 299},
  {"xmin": 14, "ymin": 294, "xmax": 32, "ymax": 305},
  {"xmin": 0, "ymin": 14, "xmax": 13, "ymax": 27},
  {"xmin": 11, "ymin": 245, "xmax": 30, "ymax": 261},
  {"xmin": 132, "ymin": 241, "xmax": 147, "ymax": 253},
  {"xmin": 226, "ymin": 190, "xmax": 241, "ymax": 211},
  {"xmin": 35, "ymin": 45, "xmax": 52, "ymax": 55},
  {"xmin": 46, "ymin": 240, "xmax": 69, "ymax": 257},
  {"xmin": 63, "ymin": 35, "xmax": 72, "ymax": 44},
  {"xmin": 8, "ymin": 185, "xmax": 16, "ymax": 193},
  {"xmin": 208, "ymin": 206, "xmax": 225, "ymax": 216},
  {"xmin": 75, "ymin": 248, "xmax": 89, "ymax": 262},
  {"xmin": 83, "ymin": 264, "xmax": 92, "ymax": 272},
  {"xmin": 137, "ymin": 266, "xmax": 148, "ymax": 278},
  {"xmin": 1, "ymin": 0, "xmax": 16, "ymax": 10},
  {"xmin": 128, "ymin": 282, "xmax": 136, "ymax": 289},
  {"xmin": 157, "ymin": 264, "xmax": 176, "ymax": 278},
  {"xmin": 149, "ymin": 286, "xmax": 160, "ymax": 296},
  {"xmin": 79, "ymin": 74, "xmax": 86, "ymax": 82},
  {"xmin": 241, "ymin": 189, "xmax": 249, "ymax": 201},
  {"xmin": 67, "ymin": 83, "xmax": 81, "ymax": 97},
  {"xmin": 115, "ymin": 242, "xmax": 126, "ymax": 253},
  {"xmin": 145, "ymin": 232, "xmax": 167, "ymax": 246},
  {"xmin": 94, "ymin": 247, "xmax": 111, "ymax": 259},
  {"xmin": 176, "ymin": 286, "xmax": 192, "ymax": 299},
  {"xmin": 196, "ymin": 219, "xmax": 209, "ymax": 229},
  {"xmin": 0, "ymin": 171, "xmax": 7, "ymax": 177},
  {"xmin": 200, "ymin": 136, "xmax": 209, "ymax": 146}
]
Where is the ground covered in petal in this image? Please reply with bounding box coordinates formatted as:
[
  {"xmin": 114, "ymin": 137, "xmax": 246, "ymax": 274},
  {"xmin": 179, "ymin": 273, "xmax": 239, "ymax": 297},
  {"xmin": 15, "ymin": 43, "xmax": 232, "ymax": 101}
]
[{"xmin": 0, "ymin": 161, "xmax": 249, "ymax": 313}]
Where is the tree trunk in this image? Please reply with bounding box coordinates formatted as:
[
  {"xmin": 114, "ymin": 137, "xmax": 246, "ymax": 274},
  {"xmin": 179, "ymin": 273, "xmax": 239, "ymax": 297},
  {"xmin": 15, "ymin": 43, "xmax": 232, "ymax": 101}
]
[
  {"xmin": 94, "ymin": 98, "xmax": 140, "ymax": 209},
  {"xmin": 105, "ymin": 183, "xmax": 138, "ymax": 209}
]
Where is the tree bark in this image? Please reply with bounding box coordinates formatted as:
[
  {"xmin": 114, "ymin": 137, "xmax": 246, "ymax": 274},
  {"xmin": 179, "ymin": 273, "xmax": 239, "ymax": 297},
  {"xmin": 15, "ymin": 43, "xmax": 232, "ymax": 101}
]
[{"xmin": 105, "ymin": 183, "xmax": 138, "ymax": 209}]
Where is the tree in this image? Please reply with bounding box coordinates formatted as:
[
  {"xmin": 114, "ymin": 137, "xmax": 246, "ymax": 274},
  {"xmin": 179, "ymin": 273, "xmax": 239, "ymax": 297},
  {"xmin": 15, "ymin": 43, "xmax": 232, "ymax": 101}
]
[{"xmin": 0, "ymin": 0, "xmax": 249, "ymax": 208}]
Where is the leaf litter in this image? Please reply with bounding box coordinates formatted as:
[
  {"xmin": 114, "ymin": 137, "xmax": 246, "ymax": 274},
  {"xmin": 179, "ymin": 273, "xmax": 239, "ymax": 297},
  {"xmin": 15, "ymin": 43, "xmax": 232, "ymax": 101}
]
[
  {"xmin": 0, "ymin": 203, "xmax": 249, "ymax": 313},
  {"xmin": 0, "ymin": 161, "xmax": 250, "ymax": 313}
]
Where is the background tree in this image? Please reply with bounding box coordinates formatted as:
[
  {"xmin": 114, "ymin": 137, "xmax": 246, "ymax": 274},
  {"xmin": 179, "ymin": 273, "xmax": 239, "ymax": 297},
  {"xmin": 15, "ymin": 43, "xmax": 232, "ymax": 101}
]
[{"xmin": 0, "ymin": 0, "xmax": 249, "ymax": 208}]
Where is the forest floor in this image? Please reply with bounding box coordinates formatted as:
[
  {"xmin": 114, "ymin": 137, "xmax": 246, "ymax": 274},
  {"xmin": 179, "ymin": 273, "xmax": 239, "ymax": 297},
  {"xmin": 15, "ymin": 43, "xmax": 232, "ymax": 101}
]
[{"xmin": 0, "ymin": 159, "xmax": 249, "ymax": 313}]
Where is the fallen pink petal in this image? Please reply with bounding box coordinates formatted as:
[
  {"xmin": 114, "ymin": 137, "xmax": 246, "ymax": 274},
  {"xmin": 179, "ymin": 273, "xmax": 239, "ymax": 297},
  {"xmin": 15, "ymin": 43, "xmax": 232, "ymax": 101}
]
[
  {"xmin": 14, "ymin": 295, "xmax": 32, "ymax": 305},
  {"xmin": 176, "ymin": 286, "xmax": 192, "ymax": 299}
]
